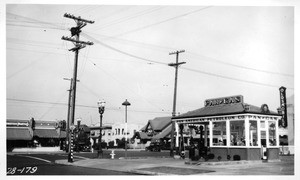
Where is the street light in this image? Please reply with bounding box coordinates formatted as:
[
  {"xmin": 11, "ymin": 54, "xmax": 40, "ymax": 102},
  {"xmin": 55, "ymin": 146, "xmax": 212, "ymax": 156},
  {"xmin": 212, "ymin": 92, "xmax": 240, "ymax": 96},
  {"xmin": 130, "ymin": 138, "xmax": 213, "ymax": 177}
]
[
  {"xmin": 122, "ymin": 99, "xmax": 131, "ymax": 159},
  {"xmin": 97, "ymin": 100, "xmax": 106, "ymax": 158}
]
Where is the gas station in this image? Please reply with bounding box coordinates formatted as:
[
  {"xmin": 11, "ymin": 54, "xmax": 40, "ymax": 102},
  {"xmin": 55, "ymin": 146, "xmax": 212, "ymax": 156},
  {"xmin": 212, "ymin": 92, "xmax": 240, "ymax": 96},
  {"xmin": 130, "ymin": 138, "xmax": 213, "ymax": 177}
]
[{"xmin": 172, "ymin": 95, "xmax": 282, "ymax": 161}]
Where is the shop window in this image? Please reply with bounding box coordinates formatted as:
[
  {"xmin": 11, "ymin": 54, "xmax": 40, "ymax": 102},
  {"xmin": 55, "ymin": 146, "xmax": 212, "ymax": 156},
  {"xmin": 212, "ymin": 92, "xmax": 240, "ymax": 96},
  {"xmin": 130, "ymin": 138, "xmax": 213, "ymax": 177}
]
[
  {"xmin": 230, "ymin": 120, "xmax": 245, "ymax": 146},
  {"xmin": 212, "ymin": 121, "xmax": 226, "ymax": 146},
  {"xmin": 249, "ymin": 120, "xmax": 258, "ymax": 146},
  {"xmin": 268, "ymin": 121, "xmax": 276, "ymax": 146}
]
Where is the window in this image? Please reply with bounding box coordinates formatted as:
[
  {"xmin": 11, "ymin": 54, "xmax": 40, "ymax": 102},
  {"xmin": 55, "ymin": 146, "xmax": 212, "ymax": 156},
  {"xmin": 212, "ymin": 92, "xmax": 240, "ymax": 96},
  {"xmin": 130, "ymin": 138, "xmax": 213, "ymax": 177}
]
[
  {"xmin": 268, "ymin": 121, "xmax": 276, "ymax": 146},
  {"xmin": 249, "ymin": 120, "xmax": 258, "ymax": 146},
  {"xmin": 212, "ymin": 121, "xmax": 226, "ymax": 146},
  {"xmin": 230, "ymin": 120, "xmax": 245, "ymax": 146}
]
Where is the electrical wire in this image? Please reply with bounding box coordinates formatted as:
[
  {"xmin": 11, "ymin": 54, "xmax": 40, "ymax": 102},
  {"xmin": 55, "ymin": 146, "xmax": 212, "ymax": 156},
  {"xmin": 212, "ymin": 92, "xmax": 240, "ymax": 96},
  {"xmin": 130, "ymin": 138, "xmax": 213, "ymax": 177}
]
[
  {"xmin": 111, "ymin": 6, "xmax": 212, "ymax": 38},
  {"xmin": 82, "ymin": 32, "xmax": 294, "ymax": 90},
  {"xmin": 38, "ymin": 92, "xmax": 69, "ymax": 120},
  {"xmin": 84, "ymin": 32, "xmax": 293, "ymax": 78},
  {"xmin": 91, "ymin": 6, "xmax": 165, "ymax": 31},
  {"xmin": 187, "ymin": 52, "xmax": 294, "ymax": 78},
  {"xmin": 6, "ymin": 98, "xmax": 169, "ymax": 114},
  {"xmin": 86, "ymin": 58, "xmax": 168, "ymax": 113}
]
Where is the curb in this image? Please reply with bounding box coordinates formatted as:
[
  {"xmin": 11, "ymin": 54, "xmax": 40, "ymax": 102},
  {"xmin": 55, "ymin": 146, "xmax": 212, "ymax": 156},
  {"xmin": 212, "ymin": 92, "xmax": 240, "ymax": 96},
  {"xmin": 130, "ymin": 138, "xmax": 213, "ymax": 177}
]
[
  {"xmin": 185, "ymin": 160, "xmax": 264, "ymax": 166},
  {"xmin": 118, "ymin": 156, "xmax": 172, "ymax": 160},
  {"xmin": 129, "ymin": 170, "xmax": 170, "ymax": 175}
]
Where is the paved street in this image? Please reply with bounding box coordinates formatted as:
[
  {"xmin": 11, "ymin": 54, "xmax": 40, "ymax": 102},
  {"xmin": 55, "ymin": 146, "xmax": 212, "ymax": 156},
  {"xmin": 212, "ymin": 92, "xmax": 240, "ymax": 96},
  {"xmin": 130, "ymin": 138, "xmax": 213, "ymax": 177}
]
[
  {"xmin": 7, "ymin": 150, "xmax": 294, "ymax": 175},
  {"xmin": 7, "ymin": 152, "xmax": 137, "ymax": 175}
]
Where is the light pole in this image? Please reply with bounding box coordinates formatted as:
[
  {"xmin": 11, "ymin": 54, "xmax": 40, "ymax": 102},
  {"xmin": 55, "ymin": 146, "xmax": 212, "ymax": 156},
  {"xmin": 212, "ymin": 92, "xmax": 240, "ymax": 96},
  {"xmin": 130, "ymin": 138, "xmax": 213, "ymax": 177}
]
[
  {"xmin": 122, "ymin": 99, "xmax": 131, "ymax": 159},
  {"xmin": 97, "ymin": 100, "xmax": 105, "ymax": 158}
]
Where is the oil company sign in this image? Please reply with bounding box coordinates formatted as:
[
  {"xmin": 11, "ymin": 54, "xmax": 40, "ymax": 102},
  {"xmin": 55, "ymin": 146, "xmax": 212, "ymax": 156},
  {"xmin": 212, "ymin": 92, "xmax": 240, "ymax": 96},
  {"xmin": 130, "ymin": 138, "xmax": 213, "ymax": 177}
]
[{"xmin": 205, "ymin": 95, "xmax": 243, "ymax": 107}]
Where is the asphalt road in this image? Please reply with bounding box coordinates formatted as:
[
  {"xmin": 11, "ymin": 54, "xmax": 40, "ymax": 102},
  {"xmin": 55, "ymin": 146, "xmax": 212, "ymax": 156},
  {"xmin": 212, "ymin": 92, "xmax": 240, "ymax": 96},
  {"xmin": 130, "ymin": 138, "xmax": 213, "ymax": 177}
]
[{"xmin": 7, "ymin": 153, "xmax": 137, "ymax": 175}]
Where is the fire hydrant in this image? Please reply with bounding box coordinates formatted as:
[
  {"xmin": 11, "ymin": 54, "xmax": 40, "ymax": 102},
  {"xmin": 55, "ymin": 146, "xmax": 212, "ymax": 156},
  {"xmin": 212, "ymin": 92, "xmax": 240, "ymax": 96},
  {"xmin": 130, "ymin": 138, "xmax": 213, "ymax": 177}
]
[{"xmin": 110, "ymin": 150, "xmax": 116, "ymax": 159}]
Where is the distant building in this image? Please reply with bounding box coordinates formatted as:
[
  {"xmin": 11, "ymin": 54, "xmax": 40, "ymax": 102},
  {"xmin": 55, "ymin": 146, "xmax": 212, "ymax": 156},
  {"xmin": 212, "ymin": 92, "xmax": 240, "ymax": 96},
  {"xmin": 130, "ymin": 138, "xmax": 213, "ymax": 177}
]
[
  {"xmin": 89, "ymin": 123, "xmax": 143, "ymax": 148},
  {"xmin": 6, "ymin": 119, "xmax": 66, "ymax": 151},
  {"xmin": 33, "ymin": 120, "xmax": 66, "ymax": 147},
  {"xmin": 7, "ymin": 119, "xmax": 34, "ymax": 151}
]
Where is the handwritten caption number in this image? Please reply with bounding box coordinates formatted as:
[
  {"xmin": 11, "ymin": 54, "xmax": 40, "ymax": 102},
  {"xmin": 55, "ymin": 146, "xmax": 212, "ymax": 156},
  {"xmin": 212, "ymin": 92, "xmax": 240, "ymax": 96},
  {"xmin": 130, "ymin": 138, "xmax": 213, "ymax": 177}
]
[{"xmin": 7, "ymin": 167, "xmax": 38, "ymax": 175}]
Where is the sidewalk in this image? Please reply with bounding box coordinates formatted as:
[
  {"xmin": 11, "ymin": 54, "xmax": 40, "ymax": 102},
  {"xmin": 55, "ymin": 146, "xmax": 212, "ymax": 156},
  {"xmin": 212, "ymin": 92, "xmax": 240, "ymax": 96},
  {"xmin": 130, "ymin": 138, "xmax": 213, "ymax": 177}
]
[
  {"xmin": 11, "ymin": 147, "xmax": 64, "ymax": 153},
  {"xmin": 55, "ymin": 156, "xmax": 294, "ymax": 175}
]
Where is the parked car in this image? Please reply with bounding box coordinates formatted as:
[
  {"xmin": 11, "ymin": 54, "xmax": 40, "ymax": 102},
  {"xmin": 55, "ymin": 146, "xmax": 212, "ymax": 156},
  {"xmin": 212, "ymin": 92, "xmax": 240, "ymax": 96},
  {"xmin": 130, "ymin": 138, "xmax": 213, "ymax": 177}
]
[{"xmin": 146, "ymin": 142, "xmax": 161, "ymax": 152}]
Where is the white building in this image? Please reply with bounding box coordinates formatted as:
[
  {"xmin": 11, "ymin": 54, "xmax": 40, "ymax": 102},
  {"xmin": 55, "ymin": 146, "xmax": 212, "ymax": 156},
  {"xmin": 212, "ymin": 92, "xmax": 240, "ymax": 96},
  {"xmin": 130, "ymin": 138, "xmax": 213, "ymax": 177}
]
[{"xmin": 90, "ymin": 123, "xmax": 143, "ymax": 146}]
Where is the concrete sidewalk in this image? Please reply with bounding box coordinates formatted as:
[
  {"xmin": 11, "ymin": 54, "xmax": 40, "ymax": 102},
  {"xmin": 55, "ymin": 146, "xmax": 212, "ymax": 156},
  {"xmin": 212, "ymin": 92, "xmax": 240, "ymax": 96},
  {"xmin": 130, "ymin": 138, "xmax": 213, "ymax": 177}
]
[
  {"xmin": 55, "ymin": 156, "xmax": 294, "ymax": 175},
  {"xmin": 11, "ymin": 147, "xmax": 64, "ymax": 153}
]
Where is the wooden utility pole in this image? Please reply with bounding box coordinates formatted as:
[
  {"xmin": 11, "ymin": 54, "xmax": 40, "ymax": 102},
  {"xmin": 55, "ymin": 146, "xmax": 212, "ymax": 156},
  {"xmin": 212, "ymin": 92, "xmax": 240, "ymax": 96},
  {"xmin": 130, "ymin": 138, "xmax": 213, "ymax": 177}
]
[
  {"xmin": 63, "ymin": 78, "xmax": 79, "ymax": 153},
  {"xmin": 169, "ymin": 50, "xmax": 186, "ymax": 157},
  {"xmin": 62, "ymin": 13, "xmax": 94, "ymax": 162}
]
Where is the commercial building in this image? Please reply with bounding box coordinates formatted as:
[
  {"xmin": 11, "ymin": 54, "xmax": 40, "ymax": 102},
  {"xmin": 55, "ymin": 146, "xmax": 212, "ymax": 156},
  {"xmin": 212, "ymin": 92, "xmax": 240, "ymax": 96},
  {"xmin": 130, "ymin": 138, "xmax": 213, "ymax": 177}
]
[
  {"xmin": 6, "ymin": 119, "xmax": 66, "ymax": 151},
  {"xmin": 172, "ymin": 95, "xmax": 281, "ymax": 161},
  {"xmin": 7, "ymin": 119, "xmax": 34, "ymax": 151}
]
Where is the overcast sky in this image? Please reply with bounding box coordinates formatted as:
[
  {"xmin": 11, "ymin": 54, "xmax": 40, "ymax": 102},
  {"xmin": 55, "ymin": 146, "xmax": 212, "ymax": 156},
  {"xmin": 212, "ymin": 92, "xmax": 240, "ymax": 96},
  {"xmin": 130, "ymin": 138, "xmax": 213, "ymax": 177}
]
[{"xmin": 4, "ymin": 2, "xmax": 296, "ymax": 127}]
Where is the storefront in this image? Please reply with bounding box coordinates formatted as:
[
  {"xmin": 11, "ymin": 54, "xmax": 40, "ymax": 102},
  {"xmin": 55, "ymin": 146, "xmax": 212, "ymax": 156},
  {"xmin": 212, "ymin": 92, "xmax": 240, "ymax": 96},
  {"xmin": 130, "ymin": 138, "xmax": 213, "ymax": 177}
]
[
  {"xmin": 6, "ymin": 119, "xmax": 34, "ymax": 151},
  {"xmin": 33, "ymin": 120, "xmax": 64, "ymax": 147},
  {"xmin": 172, "ymin": 95, "xmax": 281, "ymax": 161}
]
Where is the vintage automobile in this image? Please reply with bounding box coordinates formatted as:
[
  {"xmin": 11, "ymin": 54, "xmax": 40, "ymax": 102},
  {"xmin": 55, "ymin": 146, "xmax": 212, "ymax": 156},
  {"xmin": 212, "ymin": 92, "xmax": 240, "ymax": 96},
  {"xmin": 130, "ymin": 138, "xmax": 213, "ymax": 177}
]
[{"xmin": 146, "ymin": 142, "xmax": 161, "ymax": 152}]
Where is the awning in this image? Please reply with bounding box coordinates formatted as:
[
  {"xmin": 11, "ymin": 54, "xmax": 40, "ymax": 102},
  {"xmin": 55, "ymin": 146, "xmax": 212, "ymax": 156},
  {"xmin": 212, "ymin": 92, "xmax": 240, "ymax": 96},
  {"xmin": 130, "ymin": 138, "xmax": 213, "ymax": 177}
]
[
  {"xmin": 34, "ymin": 129, "xmax": 60, "ymax": 138},
  {"xmin": 7, "ymin": 127, "xmax": 33, "ymax": 140}
]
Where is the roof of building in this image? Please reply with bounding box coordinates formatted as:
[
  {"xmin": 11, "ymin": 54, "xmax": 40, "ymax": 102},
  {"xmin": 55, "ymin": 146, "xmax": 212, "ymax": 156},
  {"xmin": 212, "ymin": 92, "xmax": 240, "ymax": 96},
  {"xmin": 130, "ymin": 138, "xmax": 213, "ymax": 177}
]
[
  {"xmin": 173, "ymin": 103, "xmax": 279, "ymax": 119},
  {"xmin": 33, "ymin": 129, "xmax": 60, "ymax": 138},
  {"xmin": 34, "ymin": 120, "xmax": 58, "ymax": 129},
  {"xmin": 152, "ymin": 123, "xmax": 172, "ymax": 140},
  {"xmin": 141, "ymin": 116, "xmax": 172, "ymax": 132},
  {"xmin": 7, "ymin": 127, "xmax": 33, "ymax": 140},
  {"xmin": 131, "ymin": 131, "xmax": 151, "ymax": 140}
]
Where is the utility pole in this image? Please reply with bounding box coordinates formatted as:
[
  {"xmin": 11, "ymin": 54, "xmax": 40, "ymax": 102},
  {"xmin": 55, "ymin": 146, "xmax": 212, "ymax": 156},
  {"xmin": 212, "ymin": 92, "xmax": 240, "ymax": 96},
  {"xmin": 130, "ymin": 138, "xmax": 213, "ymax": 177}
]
[
  {"xmin": 169, "ymin": 50, "xmax": 186, "ymax": 157},
  {"xmin": 62, "ymin": 13, "xmax": 94, "ymax": 162},
  {"xmin": 63, "ymin": 78, "xmax": 79, "ymax": 153}
]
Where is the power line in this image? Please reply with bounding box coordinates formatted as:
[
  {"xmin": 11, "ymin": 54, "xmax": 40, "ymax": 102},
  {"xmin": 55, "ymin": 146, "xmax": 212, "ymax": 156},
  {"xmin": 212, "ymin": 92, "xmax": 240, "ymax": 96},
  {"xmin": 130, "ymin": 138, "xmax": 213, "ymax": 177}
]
[
  {"xmin": 91, "ymin": 6, "xmax": 165, "ymax": 31},
  {"xmin": 187, "ymin": 52, "xmax": 294, "ymax": 78},
  {"xmin": 6, "ymin": 98, "xmax": 169, "ymax": 114},
  {"xmin": 86, "ymin": 58, "xmax": 168, "ymax": 113},
  {"xmin": 111, "ymin": 6, "xmax": 212, "ymax": 38},
  {"xmin": 82, "ymin": 32, "xmax": 294, "ymax": 90},
  {"xmin": 8, "ymin": 10, "xmax": 292, "ymax": 79}
]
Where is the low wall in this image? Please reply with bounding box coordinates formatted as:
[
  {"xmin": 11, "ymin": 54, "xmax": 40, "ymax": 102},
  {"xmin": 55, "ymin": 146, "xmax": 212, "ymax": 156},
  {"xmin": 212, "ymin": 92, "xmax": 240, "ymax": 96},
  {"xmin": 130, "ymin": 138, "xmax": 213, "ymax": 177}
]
[
  {"xmin": 209, "ymin": 147, "xmax": 278, "ymax": 161},
  {"xmin": 267, "ymin": 148, "xmax": 279, "ymax": 160}
]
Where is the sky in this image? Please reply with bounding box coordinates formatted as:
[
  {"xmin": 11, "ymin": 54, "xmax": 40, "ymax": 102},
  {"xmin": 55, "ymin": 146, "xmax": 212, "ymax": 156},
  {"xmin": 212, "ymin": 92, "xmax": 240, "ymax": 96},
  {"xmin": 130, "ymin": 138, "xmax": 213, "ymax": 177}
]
[{"xmin": 3, "ymin": 1, "xmax": 297, "ymax": 128}]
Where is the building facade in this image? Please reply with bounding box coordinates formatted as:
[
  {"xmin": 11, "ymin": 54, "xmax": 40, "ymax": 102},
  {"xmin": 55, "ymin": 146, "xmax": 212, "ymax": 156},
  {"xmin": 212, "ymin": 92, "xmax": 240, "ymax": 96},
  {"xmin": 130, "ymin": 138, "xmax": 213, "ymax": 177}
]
[
  {"xmin": 172, "ymin": 95, "xmax": 281, "ymax": 161},
  {"xmin": 89, "ymin": 123, "xmax": 143, "ymax": 148},
  {"xmin": 6, "ymin": 119, "xmax": 66, "ymax": 151}
]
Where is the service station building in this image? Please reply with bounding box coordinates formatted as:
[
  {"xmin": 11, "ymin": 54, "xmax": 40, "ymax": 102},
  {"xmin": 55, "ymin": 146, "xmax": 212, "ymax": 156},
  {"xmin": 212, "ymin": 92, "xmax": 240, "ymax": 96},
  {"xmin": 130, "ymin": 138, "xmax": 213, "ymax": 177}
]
[{"xmin": 172, "ymin": 95, "xmax": 281, "ymax": 161}]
